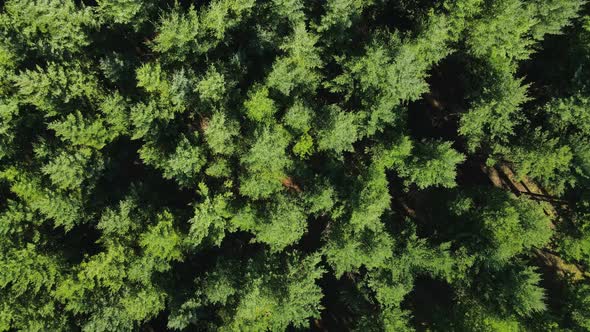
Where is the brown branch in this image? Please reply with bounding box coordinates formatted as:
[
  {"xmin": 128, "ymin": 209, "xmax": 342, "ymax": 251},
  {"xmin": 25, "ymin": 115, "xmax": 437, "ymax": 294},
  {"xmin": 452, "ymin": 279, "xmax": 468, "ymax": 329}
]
[{"xmin": 281, "ymin": 176, "xmax": 302, "ymax": 193}]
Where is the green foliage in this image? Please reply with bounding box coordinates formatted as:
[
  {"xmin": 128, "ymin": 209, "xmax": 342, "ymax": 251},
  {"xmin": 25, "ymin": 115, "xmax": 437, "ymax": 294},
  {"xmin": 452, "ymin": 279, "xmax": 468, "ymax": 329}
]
[
  {"xmin": 450, "ymin": 190, "xmax": 553, "ymax": 265},
  {"xmin": 0, "ymin": 0, "xmax": 94, "ymax": 57},
  {"xmin": 170, "ymin": 253, "xmax": 325, "ymax": 331},
  {"xmin": 136, "ymin": 62, "xmax": 191, "ymax": 111},
  {"xmin": 509, "ymin": 267, "xmax": 548, "ymax": 316},
  {"xmin": 466, "ymin": 0, "xmax": 537, "ymax": 64},
  {"xmin": 221, "ymin": 255, "xmax": 324, "ymax": 331},
  {"xmin": 331, "ymin": 15, "xmax": 454, "ymax": 135},
  {"xmin": 557, "ymin": 199, "xmax": 590, "ymax": 268},
  {"xmin": 530, "ymin": 0, "xmax": 584, "ymax": 39},
  {"xmin": 96, "ymin": 0, "xmax": 151, "ymax": 26},
  {"xmin": 188, "ymin": 184, "xmax": 233, "ymax": 247},
  {"xmin": 244, "ymin": 86, "xmax": 277, "ymax": 123},
  {"xmin": 460, "ymin": 69, "xmax": 530, "ymax": 151},
  {"xmin": 546, "ymin": 95, "xmax": 590, "ymax": 137},
  {"xmin": 41, "ymin": 148, "xmax": 104, "ymax": 191},
  {"xmin": 316, "ymin": 106, "xmax": 360, "ymax": 153},
  {"xmin": 502, "ymin": 130, "xmax": 575, "ymax": 194},
  {"xmin": 0, "ymin": 99, "xmax": 18, "ymax": 159},
  {"xmin": 55, "ymin": 202, "xmax": 182, "ymax": 331},
  {"xmin": 152, "ymin": 0, "xmax": 255, "ymax": 61},
  {"xmin": 283, "ymin": 100, "xmax": 313, "ymax": 132},
  {"xmin": 324, "ymin": 226, "xmax": 395, "ymax": 277},
  {"xmin": 139, "ymin": 133, "xmax": 206, "ymax": 187},
  {"xmin": 239, "ymin": 126, "xmax": 292, "ymax": 199},
  {"xmin": 151, "ymin": 6, "xmax": 200, "ymax": 59},
  {"xmin": 2, "ymin": 168, "xmax": 84, "ymax": 230},
  {"xmin": 267, "ymin": 23, "xmax": 323, "ymax": 95},
  {"xmin": 139, "ymin": 210, "xmax": 184, "ymax": 271},
  {"xmin": 15, "ymin": 62, "xmax": 102, "ymax": 116},
  {"xmin": 97, "ymin": 197, "xmax": 142, "ymax": 238},
  {"xmin": 317, "ymin": 0, "xmax": 372, "ymax": 32},
  {"xmin": 456, "ymin": 301, "xmax": 523, "ymax": 332},
  {"xmin": 196, "ymin": 66, "xmax": 227, "ymax": 103},
  {"xmin": 0, "ymin": 1, "xmax": 588, "ymax": 330},
  {"xmin": 292, "ymin": 132, "xmax": 314, "ymax": 159},
  {"xmin": 232, "ymin": 194, "xmax": 307, "ymax": 251},
  {"xmin": 395, "ymin": 140, "xmax": 465, "ymax": 189},
  {"xmin": 570, "ymin": 283, "xmax": 590, "ymax": 330},
  {"xmin": 204, "ymin": 112, "xmax": 239, "ymax": 155},
  {"xmin": 48, "ymin": 111, "xmax": 116, "ymax": 149},
  {"xmin": 205, "ymin": 158, "xmax": 232, "ymax": 178}
]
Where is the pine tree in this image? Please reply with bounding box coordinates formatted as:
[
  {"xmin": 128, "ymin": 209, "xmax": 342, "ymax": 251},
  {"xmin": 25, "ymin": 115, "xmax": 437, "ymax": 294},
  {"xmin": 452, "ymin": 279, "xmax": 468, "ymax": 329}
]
[{"xmin": 0, "ymin": 0, "xmax": 588, "ymax": 330}]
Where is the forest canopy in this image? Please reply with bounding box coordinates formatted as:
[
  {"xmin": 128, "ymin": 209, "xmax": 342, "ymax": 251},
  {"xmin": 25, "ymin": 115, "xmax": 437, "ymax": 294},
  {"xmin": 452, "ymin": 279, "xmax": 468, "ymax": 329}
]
[{"xmin": 1, "ymin": 0, "xmax": 590, "ymax": 331}]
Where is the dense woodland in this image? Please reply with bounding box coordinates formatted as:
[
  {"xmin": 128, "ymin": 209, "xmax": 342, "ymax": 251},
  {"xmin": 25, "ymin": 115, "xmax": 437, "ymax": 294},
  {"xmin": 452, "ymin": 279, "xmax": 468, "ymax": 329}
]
[{"xmin": 1, "ymin": 0, "xmax": 590, "ymax": 331}]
